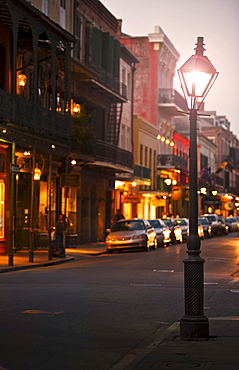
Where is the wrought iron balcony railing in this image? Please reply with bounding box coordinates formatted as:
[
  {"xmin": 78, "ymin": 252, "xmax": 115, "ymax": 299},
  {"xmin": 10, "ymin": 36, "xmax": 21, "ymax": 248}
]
[
  {"xmin": 158, "ymin": 88, "xmax": 188, "ymax": 112},
  {"xmin": 134, "ymin": 165, "xmax": 151, "ymax": 181},
  {"xmin": 95, "ymin": 140, "xmax": 133, "ymax": 169},
  {"xmin": 0, "ymin": 89, "xmax": 71, "ymax": 142},
  {"xmin": 157, "ymin": 154, "xmax": 187, "ymax": 170}
]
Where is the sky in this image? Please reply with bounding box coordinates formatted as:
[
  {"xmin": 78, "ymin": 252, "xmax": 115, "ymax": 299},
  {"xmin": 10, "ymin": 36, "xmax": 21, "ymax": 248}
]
[{"xmin": 101, "ymin": 0, "xmax": 239, "ymax": 138}]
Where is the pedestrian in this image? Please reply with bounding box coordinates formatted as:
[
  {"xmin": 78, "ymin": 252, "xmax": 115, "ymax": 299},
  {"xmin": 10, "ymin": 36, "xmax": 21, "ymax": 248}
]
[
  {"xmin": 113, "ymin": 209, "xmax": 125, "ymax": 224},
  {"xmin": 56, "ymin": 214, "xmax": 68, "ymax": 257}
]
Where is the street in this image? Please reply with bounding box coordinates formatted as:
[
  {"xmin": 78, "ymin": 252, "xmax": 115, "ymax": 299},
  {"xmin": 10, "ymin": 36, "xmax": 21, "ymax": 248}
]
[{"xmin": 0, "ymin": 233, "xmax": 239, "ymax": 370}]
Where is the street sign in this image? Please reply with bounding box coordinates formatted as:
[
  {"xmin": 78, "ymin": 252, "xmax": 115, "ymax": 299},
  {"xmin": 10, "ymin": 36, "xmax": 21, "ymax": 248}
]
[{"xmin": 10, "ymin": 163, "xmax": 19, "ymax": 174}]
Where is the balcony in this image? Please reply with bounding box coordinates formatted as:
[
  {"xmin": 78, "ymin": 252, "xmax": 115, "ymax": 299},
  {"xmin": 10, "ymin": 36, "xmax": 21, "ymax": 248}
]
[
  {"xmin": 134, "ymin": 165, "xmax": 151, "ymax": 185},
  {"xmin": 94, "ymin": 140, "xmax": 133, "ymax": 170},
  {"xmin": 157, "ymin": 154, "xmax": 187, "ymax": 171},
  {"xmin": 158, "ymin": 88, "xmax": 188, "ymax": 115},
  {"xmin": 83, "ymin": 61, "xmax": 126, "ymax": 102},
  {"xmin": 0, "ymin": 89, "xmax": 71, "ymax": 143}
]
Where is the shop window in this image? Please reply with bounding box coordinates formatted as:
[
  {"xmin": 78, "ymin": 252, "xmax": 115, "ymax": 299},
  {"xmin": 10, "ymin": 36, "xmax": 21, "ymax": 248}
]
[{"xmin": 0, "ymin": 179, "xmax": 5, "ymax": 238}]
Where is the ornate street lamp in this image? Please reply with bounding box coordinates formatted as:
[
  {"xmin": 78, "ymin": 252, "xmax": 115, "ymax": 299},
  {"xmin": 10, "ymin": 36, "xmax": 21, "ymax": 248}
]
[{"xmin": 178, "ymin": 37, "xmax": 218, "ymax": 340}]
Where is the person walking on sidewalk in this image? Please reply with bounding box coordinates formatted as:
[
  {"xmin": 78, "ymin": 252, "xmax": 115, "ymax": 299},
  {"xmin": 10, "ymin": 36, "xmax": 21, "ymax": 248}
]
[
  {"xmin": 56, "ymin": 214, "xmax": 68, "ymax": 257},
  {"xmin": 112, "ymin": 209, "xmax": 125, "ymax": 224}
]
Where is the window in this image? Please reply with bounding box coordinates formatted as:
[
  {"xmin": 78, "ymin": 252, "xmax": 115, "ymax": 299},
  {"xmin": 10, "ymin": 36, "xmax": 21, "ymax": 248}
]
[
  {"xmin": 0, "ymin": 179, "xmax": 5, "ymax": 239},
  {"xmin": 127, "ymin": 72, "xmax": 131, "ymax": 100},
  {"xmin": 74, "ymin": 14, "xmax": 82, "ymax": 60},
  {"xmin": 60, "ymin": 0, "xmax": 66, "ymax": 29},
  {"xmin": 122, "ymin": 68, "xmax": 126, "ymax": 84},
  {"xmin": 145, "ymin": 146, "xmax": 148, "ymax": 167},
  {"xmin": 126, "ymin": 127, "xmax": 130, "ymax": 151},
  {"xmin": 42, "ymin": 0, "xmax": 48, "ymax": 16},
  {"xmin": 140, "ymin": 144, "xmax": 143, "ymax": 165},
  {"xmin": 121, "ymin": 124, "xmax": 125, "ymax": 149},
  {"xmin": 60, "ymin": 0, "xmax": 66, "ymax": 8}
]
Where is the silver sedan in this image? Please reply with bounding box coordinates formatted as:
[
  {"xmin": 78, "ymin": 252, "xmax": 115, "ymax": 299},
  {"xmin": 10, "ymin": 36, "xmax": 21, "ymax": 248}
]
[{"xmin": 106, "ymin": 219, "xmax": 157, "ymax": 253}]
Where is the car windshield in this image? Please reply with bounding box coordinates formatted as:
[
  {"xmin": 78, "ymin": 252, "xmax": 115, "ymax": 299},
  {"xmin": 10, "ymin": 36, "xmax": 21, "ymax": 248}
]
[
  {"xmin": 176, "ymin": 219, "xmax": 187, "ymax": 226},
  {"xmin": 163, "ymin": 219, "xmax": 172, "ymax": 227},
  {"xmin": 199, "ymin": 218, "xmax": 208, "ymax": 225},
  {"xmin": 226, "ymin": 218, "xmax": 236, "ymax": 223},
  {"xmin": 205, "ymin": 215, "xmax": 216, "ymax": 222},
  {"xmin": 111, "ymin": 220, "xmax": 145, "ymax": 232},
  {"xmin": 148, "ymin": 220, "xmax": 160, "ymax": 228}
]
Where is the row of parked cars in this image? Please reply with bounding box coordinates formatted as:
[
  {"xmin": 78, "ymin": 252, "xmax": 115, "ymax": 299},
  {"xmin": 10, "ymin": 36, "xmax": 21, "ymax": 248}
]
[{"xmin": 105, "ymin": 214, "xmax": 239, "ymax": 253}]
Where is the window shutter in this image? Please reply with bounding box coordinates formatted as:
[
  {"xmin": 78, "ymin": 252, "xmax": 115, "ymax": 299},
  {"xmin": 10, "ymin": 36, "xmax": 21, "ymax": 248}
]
[
  {"xmin": 85, "ymin": 23, "xmax": 91, "ymax": 63},
  {"xmin": 92, "ymin": 28, "xmax": 102, "ymax": 67},
  {"xmin": 102, "ymin": 32, "xmax": 109, "ymax": 70},
  {"xmin": 113, "ymin": 39, "xmax": 120, "ymax": 78},
  {"xmin": 108, "ymin": 36, "xmax": 114, "ymax": 75}
]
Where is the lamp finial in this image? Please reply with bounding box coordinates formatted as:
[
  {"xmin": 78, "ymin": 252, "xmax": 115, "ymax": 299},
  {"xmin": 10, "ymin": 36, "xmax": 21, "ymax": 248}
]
[{"xmin": 194, "ymin": 36, "xmax": 205, "ymax": 56}]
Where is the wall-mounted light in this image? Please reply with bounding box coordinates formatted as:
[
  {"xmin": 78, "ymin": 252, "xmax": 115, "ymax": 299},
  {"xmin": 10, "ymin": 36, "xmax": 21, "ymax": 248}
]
[
  {"xmin": 200, "ymin": 187, "xmax": 207, "ymax": 195},
  {"xmin": 164, "ymin": 177, "xmax": 172, "ymax": 186},
  {"xmin": 71, "ymin": 159, "xmax": 77, "ymax": 166},
  {"xmin": 18, "ymin": 73, "xmax": 27, "ymax": 87},
  {"xmin": 73, "ymin": 103, "xmax": 81, "ymax": 114},
  {"xmin": 132, "ymin": 181, "xmax": 137, "ymax": 187},
  {"xmin": 34, "ymin": 163, "xmax": 42, "ymax": 180},
  {"xmin": 24, "ymin": 151, "xmax": 31, "ymax": 156}
]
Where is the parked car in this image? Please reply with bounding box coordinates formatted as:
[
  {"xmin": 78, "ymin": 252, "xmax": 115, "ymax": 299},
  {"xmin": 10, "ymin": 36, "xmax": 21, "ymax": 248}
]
[
  {"xmin": 200, "ymin": 214, "xmax": 222, "ymax": 236},
  {"xmin": 105, "ymin": 219, "xmax": 157, "ymax": 253},
  {"xmin": 174, "ymin": 218, "xmax": 189, "ymax": 242},
  {"xmin": 198, "ymin": 217, "xmax": 212, "ymax": 238},
  {"xmin": 177, "ymin": 218, "xmax": 204, "ymax": 240},
  {"xmin": 162, "ymin": 218, "xmax": 183, "ymax": 244},
  {"xmin": 148, "ymin": 219, "xmax": 171, "ymax": 247},
  {"xmin": 225, "ymin": 217, "xmax": 238, "ymax": 232},
  {"xmin": 217, "ymin": 215, "xmax": 229, "ymax": 235},
  {"xmin": 197, "ymin": 220, "xmax": 205, "ymax": 239}
]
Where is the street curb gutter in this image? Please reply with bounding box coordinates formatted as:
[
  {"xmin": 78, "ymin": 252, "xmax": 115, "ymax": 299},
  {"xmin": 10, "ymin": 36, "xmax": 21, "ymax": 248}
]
[
  {"xmin": 0, "ymin": 257, "xmax": 76, "ymax": 274},
  {"xmin": 110, "ymin": 322, "xmax": 179, "ymax": 370}
]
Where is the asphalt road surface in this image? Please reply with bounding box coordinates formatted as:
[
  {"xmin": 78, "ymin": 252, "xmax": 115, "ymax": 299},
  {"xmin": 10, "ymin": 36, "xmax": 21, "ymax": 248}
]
[{"xmin": 0, "ymin": 232, "xmax": 239, "ymax": 370}]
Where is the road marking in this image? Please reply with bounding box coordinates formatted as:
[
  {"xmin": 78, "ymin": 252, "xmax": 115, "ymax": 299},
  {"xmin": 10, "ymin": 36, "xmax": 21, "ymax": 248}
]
[
  {"xmin": 230, "ymin": 290, "xmax": 239, "ymax": 293},
  {"xmin": 22, "ymin": 310, "xmax": 63, "ymax": 315},
  {"xmin": 229, "ymin": 279, "xmax": 239, "ymax": 284},
  {"xmin": 153, "ymin": 269, "xmax": 174, "ymax": 273},
  {"xmin": 130, "ymin": 283, "xmax": 161, "ymax": 287},
  {"xmin": 204, "ymin": 282, "xmax": 218, "ymax": 285}
]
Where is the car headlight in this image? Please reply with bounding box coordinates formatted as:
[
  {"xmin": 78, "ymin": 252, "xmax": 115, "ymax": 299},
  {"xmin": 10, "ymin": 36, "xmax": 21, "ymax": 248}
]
[
  {"xmin": 106, "ymin": 235, "xmax": 115, "ymax": 242},
  {"xmin": 133, "ymin": 234, "xmax": 146, "ymax": 239}
]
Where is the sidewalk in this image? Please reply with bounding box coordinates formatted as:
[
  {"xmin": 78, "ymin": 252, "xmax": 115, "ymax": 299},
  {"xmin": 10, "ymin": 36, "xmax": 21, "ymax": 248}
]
[
  {"xmin": 114, "ymin": 319, "xmax": 239, "ymax": 369},
  {"xmin": 0, "ymin": 242, "xmax": 106, "ymax": 273}
]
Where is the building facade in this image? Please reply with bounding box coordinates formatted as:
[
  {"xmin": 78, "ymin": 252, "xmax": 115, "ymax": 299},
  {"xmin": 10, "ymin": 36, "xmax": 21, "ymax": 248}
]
[{"xmin": 0, "ymin": 0, "xmax": 74, "ymax": 256}]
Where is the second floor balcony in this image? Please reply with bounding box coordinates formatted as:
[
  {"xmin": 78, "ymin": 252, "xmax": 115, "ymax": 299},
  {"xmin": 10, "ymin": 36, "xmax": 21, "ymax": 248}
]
[
  {"xmin": 157, "ymin": 154, "xmax": 187, "ymax": 171},
  {"xmin": 94, "ymin": 140, "xmax": 134, "ymax": 171},
  {"xmin": 158, "ymin": 88, "xmax": 188, "ymax": 115},
  {"xmin": 0, "ymin": 89, "xmax": 71, "ymax": 143}
]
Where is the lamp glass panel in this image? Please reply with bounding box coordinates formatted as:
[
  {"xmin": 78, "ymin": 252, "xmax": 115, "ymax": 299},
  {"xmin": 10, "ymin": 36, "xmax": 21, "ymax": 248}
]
[{"xmin": 183, "ymin": 71, "xmax": 212, "ymax": 97}]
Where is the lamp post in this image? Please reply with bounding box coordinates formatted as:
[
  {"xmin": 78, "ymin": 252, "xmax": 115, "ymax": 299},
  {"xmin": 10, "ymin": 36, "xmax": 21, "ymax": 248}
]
[
  {"xmin": 164, "ymin": 177, "xmax": 172, "ymax": 215},
  {"xmin": 178, "ymin": 37, "xmax": 218, "ymax": 340}
]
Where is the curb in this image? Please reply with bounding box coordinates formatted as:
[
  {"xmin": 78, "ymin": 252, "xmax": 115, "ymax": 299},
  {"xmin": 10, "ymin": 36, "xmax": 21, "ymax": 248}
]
[
  {"xmin": 110, "ymin": 322, "xmax": 179, "ymax": 370},
  {"xmin": 0, "ymin": 256, "xmax": 76, "ymax": 274}
]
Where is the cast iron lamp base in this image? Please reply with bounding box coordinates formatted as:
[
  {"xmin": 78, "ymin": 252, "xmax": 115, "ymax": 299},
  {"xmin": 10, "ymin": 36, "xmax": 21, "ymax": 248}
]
[{"xmin": 180, "ymin": 248, "xmax": 209, "ymax": 340}]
